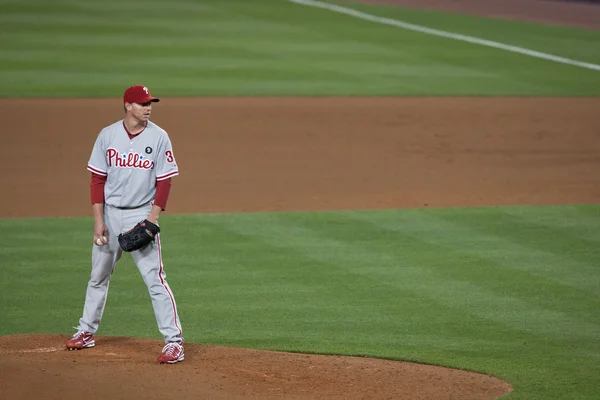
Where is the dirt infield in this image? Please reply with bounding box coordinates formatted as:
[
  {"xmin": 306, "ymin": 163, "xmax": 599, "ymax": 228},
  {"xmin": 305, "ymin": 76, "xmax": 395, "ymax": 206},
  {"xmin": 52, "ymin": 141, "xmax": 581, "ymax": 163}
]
[
  {"xmin": 2, "ymin": 96, "xmax": 599, "ymax": 399},
  {"xmin": 2, "ymin": 97, "xmax": 599, "ymax": 219}
]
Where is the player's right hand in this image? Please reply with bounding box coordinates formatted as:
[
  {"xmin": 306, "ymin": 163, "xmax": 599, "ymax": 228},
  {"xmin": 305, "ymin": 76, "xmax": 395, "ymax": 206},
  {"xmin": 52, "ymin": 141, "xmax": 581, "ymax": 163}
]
[{"xmin": 93, "ymin": 220, "xmax": 108, "ymax": 245}]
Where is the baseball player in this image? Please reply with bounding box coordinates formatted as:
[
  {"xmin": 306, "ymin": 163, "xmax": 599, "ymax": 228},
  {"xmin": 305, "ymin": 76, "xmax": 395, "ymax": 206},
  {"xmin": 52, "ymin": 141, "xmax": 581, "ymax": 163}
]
[{"xmin": 66, "ymin": 85, "xmax": 184, "ymax": 364}]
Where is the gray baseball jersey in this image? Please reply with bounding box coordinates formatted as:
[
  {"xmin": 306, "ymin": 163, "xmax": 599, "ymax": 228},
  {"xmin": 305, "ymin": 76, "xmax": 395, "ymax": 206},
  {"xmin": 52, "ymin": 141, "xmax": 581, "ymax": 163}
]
[{"xmin": 87, "ymin": 120, "xmax": 179, "ymax": 208}]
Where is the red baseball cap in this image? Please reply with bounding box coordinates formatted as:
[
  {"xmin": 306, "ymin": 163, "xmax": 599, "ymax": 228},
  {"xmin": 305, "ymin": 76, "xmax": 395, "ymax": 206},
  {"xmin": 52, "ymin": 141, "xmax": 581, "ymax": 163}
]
[{"xmin": 123, "ymin": 85, "xmax": 160, "ymax": 104}]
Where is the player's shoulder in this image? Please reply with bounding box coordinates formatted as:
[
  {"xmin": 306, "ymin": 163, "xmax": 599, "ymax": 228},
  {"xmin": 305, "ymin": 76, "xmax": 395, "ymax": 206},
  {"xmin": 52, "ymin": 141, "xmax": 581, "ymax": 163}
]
[
  {"xmin": 98, "ymin": 120, "xmax": 124, "ymax": 136},
  {"xmin": 147, "ymin": 121, "xmax": 171, "ymax": 138}
]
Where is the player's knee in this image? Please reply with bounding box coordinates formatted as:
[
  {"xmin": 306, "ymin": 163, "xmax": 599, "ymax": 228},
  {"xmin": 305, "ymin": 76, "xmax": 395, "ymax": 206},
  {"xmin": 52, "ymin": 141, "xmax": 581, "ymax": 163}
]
[{"xmin": 89, "ymin": 270, "xmax": 112, "ymax": 286}]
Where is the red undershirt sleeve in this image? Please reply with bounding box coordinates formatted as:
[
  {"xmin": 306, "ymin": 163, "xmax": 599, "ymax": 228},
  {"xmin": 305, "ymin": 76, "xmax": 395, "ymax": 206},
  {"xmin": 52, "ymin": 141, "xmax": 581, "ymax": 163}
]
[
  {"xmin": 90, "ymin": 173, "xmax": 106, "ymax": 204},
  {"xmin": 154, "ymin": 178, "xmax": 172, "ymax": 211}
]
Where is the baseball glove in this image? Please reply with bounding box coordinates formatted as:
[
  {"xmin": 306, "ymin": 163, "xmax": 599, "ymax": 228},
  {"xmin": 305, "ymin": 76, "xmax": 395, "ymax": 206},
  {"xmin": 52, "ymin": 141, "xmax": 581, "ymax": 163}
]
[{"xmin": 117, "ymin": 219, "xmax": 160, "ymax": 252}]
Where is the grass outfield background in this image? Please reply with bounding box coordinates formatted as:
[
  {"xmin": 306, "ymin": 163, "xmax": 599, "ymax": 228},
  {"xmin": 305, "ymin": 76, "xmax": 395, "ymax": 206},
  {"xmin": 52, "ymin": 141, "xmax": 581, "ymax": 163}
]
[
  {"xmin": 1, "ymin": 0, "xmax": 600, "ymax": 399},
  {"xmin": 0, "ymin": 0, "xmax": 599, "ymax": 97}
]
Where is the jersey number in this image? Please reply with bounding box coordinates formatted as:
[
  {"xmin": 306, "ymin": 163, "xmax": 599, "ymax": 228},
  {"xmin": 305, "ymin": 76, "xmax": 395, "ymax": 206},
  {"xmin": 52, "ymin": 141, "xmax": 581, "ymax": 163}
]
[{"xmin": 165, "ymin": 150, "xmax": 174, "ymax": 163}]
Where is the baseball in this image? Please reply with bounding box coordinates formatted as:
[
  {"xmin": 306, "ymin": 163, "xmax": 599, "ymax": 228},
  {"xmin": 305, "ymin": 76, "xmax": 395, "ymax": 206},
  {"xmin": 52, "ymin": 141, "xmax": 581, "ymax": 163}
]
[{"xmin": 95, "ymin": 236, "xmax": 107, "ymax": 246}]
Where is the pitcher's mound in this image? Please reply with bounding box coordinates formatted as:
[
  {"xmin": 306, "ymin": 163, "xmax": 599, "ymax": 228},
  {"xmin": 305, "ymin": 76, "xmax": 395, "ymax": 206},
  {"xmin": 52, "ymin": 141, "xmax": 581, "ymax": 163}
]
[{"xmin": 0, "ymin": 334, "xmax": 511, "ymax": 399}]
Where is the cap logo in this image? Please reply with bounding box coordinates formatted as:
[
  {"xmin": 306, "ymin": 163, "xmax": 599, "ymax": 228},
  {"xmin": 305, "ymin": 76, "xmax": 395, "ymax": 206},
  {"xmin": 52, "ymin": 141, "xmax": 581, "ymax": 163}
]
[{"xmin": 143, "ymin": 87, "xmax": 149, "ymax": 94}]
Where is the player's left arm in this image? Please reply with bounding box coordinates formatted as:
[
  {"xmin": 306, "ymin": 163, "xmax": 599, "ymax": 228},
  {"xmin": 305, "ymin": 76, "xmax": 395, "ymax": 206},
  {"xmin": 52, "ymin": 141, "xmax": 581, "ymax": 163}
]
[
  {"xmin": 147, "ymin": 204, "xmax": 163, "ymax": 225},
  {"xmin": 148, "ymin": 133, "xmax": 179, "ymax": 224},
  {"xmin": 155, "ymin": 133, "xmax": 179, "ymax": 182},
  {"xmin": 147, "ymin": 178, "xmax": 171, "ymax": 224}
]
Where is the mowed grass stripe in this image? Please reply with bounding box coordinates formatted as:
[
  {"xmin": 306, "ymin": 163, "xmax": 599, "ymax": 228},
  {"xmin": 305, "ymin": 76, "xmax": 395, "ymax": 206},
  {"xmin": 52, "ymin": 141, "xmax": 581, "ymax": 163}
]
[
  {"xmin": 357, "ymin": 209, "xmax": 600, "ymax": 294},
  {"xmin": 329, "ymin": 0, "xmax": 600, "ymax": 64},
  {"xmin": 261, "ymin": 210, "xmax": 599, "ymax": 339},
  {"xmin": 166, "ymin": 213, "xmax": 525, "ymax": 362},
  {"xmin": 1, "ymin": 0, "xmax": 599, "ymax": 96},
  {"xmin": 290, "ymin": 0, "xmax": 600, "ymax": 71},
  {"xmin": 434, "ymin": 208, "xmax": 600, "ymax": 283},
  {"xmin": 502, "ymin": 205, "xmax": 600, "ymax": 244},
  {"xmin": 167, "ymin": 210, "xmax": 599, "ymax": 350}
]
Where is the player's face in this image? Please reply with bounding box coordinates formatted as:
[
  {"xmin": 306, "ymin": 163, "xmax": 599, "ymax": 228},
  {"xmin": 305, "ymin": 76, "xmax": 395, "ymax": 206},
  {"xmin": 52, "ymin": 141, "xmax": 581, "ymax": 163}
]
[{"xmin": 127, "ymin": 101, "xmax": 153, "ymax": 122}]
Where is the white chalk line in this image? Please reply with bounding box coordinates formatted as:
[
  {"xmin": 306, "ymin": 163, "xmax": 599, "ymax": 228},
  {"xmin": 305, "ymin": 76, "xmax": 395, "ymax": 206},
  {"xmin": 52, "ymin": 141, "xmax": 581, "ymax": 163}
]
[
  {"xmin": 19, "ymin": 347, "xmax": 62, "ymax": 353},
  {"xmin": 287, "ymin": 0, "xmax": 600, "ymax": 72}
]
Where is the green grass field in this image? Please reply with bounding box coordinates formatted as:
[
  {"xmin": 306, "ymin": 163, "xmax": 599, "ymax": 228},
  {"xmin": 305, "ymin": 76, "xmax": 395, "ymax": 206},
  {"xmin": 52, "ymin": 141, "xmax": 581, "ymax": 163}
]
[
  {"xmin": 1, "ymin": 0, "xmax": 600, "ymax": 399},
  {"xmin": 0, "ymin": 0, "xmax": 599, "ymax": 97},
  {"xmin": 1, "ymin": 206, "xmax": 600, "ymax": 399}
]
